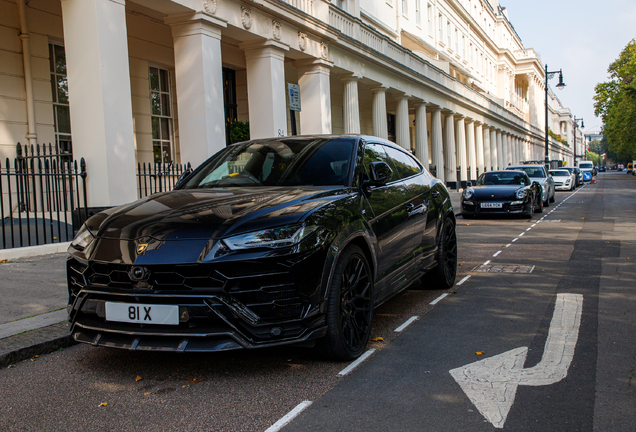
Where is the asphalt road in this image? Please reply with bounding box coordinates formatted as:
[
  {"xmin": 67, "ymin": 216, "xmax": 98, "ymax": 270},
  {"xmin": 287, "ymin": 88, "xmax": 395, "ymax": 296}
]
[{"xmin": 1, "ymin": 172, "xmax": 634, "ymax": 431}]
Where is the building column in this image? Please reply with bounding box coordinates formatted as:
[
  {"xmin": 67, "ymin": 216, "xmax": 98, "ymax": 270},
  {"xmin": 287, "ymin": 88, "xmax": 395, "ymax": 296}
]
[
  {"xmin": 341, "ymin": 76, "xmax": 361, "ymax": 134},
  {"xmin": 395, "ymin": 95, "xmax": 410, "ymax": 150},
  {"xmin": 503, "ymin": 133, "xmax": 510, "ymax": 166},
  {"xmin": 370, "ymin": 87, "xmax": 388, "ymax": 139},
  {"xmin": 167, "ymin": 13, "xmax": 227, "ymax": 169},
  {"xmin": 466, "ymin": 119, "xmax": 477, "ymax": 181},
  {"xmin": 495, "ymin": 129, "xmax": 503, "ymax": 170},
  {"xmin": 414, "ymin": 103, "xmax": 429, "ymax": 167},
  {"xmin": 475, "ymin": 122, "xmax": 484, "ymax": 176},
  {"xmin": 295, "ymin": 59, "xmax": 333, "ymax": 135},
  {"xmin": 455, "ymin": 115, "xmax": 467, "ymax": 186},
  {"xmin": 430, "ymin": 107, "xmax": 444, "ymax": 182},
  {"xmin": 242, "ymin": 40, "xmax": 289, "ymax": 139},
  {"xmin": 61, "ymin": 0, "xmax": 136, "ymax": 207},
  {"xmin": 444, "ymin": 112, "xmax": 457, "ymax": 187},
  {"xmin": 483, "ymin": 125, "xmax": 491, "ymax": 172}
]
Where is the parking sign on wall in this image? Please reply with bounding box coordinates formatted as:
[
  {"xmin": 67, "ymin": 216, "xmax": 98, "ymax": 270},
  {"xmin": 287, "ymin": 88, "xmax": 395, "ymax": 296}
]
[{"xmin": 288, "ymin": 83, "xmax": 301, "ymax": 112}]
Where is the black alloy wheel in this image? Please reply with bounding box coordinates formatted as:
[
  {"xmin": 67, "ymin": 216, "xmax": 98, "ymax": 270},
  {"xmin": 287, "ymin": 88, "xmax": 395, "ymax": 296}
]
[
  {"xmin": 535, "ymin": 192, "xmax": 543, "ymax": 213},
  {"xmin": 319, "ymin": 245, "xmax": 374, "ymax": 361},
  {"xmin": 525, "ymin": 197, "xmax": 534, "ymax": 219},
  {"xmin": 427, "ymin": 217, "xmax": 458, "ymax": 289}
]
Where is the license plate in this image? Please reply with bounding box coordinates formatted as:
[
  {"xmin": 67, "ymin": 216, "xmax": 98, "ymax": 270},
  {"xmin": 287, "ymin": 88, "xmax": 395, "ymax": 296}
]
[
  {"xmin": 105, "ymin": 302, "xmax": 179, "ymax": 325},
  {"xmin": 481, "ymin": 202, "xmax": 502, "ymax": 208}
]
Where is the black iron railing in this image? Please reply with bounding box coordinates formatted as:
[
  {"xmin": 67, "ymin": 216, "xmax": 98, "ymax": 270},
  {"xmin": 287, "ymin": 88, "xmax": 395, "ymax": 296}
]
[
  {"xmin": 1, "ymin": 143, "xmax": 88, "ymax": 249},
  {"xmin": 137, "ymin": 162, "xmax": 192, "ymax": 198}
]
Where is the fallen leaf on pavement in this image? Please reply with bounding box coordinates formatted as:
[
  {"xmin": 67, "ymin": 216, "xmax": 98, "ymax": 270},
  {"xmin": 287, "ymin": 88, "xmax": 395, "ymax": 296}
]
[
  {"xmin": 458, "ymin": 263, "xmax": 462, "ymax": 266},
  {"xmin": 0, "ymin": 259, "xmax": 10, "ymax": 263},
  {"xmin": 475, "ymin": 351, "xmax": 485, "ymax": 356},
  {"xmin": 99, "ymin": 403, "xmax": 108, "ymax": 407},
  {"xmin": 371, "ymin": 337, "xmax": 385, "ymax": 342},
  {"xmin": 33, "ymin": 355, "xmax": 39, "ymax": 358},
  {"xmin": 135, "ymin": 376, "xmax": 143, "ymax": 382},
  {"xmin": 582, "ymin": 217, "xmax": 586, "ymax": 219},
  {"xmin": 144, "ymin": 392, "xmax": 151, "ymax": 396},
  {"xmin": 187, "ymin": 378, "xmax": 201, "ymax": 383},
  {"xmin": 464, "ymin": 223, "xmax": 471, "ymax": 226},
  {"xmin": 182, "ymin": 385, "xmax": 190, "ymax": 388}
]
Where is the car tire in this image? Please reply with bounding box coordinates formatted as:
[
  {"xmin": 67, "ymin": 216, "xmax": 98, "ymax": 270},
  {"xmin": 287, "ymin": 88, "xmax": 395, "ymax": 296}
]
[
  {"xmin": 426, "ymin": 217, "xmax": 458, "ymax": 289},
  {"xmin": 543, "ymin": 198, "xmax": 549, "ymax": 207},
  {"xmin": 524, "ymin": 200, "xmax": 534, "ymax": 219},
  {"xmin": 549, "ymin": 191, "xmax": 555, "ymax": 203},
  {"xmin": 535, "ymin": 195, "xmax": 543, "ymax": 213},
  {"xmin": 318, "ymin": 244, "xmax": 374, "ymax": 361}
]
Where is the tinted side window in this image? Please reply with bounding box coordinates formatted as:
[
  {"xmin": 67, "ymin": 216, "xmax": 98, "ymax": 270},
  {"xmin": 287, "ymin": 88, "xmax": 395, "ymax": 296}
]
[
  {"xmin": 383, "ymin": 146, "xmax": 422, "ymax": 180},
  {"xmin": 362, "ymin": 143, "xmax": 399, "ymax": 183}
]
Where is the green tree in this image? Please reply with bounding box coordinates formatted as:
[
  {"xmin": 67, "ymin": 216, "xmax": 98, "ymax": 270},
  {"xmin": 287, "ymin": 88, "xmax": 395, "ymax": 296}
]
[
  {"xmin": 593, "ymin": 39, "xmax": 636, "ymax": 162},
  {"xmin": 588, "ymin": 139, "xmax": 603, "ymax": 155}
]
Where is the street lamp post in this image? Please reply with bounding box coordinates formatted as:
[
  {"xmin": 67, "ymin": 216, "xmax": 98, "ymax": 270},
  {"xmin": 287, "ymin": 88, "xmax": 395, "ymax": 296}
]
[
  {"xmin": 573, "ymin": 116, "xmax": 584, "ymax": 165},
  {"xmin": 544, "ymin": 64, "xmax": 566, "ymax": 170}
]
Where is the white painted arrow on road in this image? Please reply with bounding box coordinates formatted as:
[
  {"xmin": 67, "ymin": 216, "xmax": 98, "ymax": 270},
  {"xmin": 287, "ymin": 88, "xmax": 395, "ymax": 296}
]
[{"xmin": 449, "ymin": 293, "xmax": 583, "ymax": 429}]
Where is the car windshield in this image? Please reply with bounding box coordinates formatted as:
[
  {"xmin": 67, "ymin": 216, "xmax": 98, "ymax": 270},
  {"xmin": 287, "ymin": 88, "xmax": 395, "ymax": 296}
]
[
  {"xmin": 477, "ymin": 172, "xmax": 529, "ymax": 186},
  {"xmin": 182, "ymin": 138, "xmax": 354, "ymax": 188},
  {"xmin": 579, "ymin": 162, "xmax": 593, "ymax": 169},
  {"xmin": 550, "ymin": 170, "xmax": 570, "ymax": 177},
  {"xmin": 509, "ymin": 166, "xmax": 546, "ymax": 178}
]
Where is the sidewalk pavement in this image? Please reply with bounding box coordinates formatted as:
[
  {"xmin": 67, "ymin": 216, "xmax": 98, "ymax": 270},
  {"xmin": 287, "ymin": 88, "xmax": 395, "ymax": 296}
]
[{"xmin": 0, "ymin": 188, "xmax": 465, "ymax": 367}]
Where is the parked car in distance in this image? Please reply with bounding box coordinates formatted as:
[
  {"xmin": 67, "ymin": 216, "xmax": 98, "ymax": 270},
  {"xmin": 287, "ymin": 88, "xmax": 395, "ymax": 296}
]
[
  {"xmin": 563, "ymin": 167, "xmax": 581, "ymax": 187},
  {"xmin": 627, "ymin": 162, "xmax": 633, "ymax": 174},
  {"xmin": 66, "ymin": 135, "xmax": 457, "ymax": 361},
  {"xmin": 461, "ymin": 170, "xmax": 542, "ymax": 219},
  {"xmin": 598, "ymin": 166, "xmax": 606, "ymax": 172},
  {"xmin": 549, "ymin": 169, "xmax": 575, "ymax": 191},
  {"xmin": 507, "ymin": 164, "xmax": 555, "ymax": 206}
]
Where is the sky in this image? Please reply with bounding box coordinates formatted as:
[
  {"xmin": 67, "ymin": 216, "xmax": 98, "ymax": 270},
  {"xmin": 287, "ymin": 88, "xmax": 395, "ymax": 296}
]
[{"xmin": 503, "ymin": 0, "xmax": 636, "ymax": 133}]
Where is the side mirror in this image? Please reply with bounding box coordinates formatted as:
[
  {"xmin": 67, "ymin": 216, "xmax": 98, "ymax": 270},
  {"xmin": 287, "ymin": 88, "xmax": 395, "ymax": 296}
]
[
  {"xmin": 175, "ymin": 167, "xmax": 193, "ymax": 189},
  {"xmin": 368, "ymin": 161, "xmax": 393, "ymax": 186}
]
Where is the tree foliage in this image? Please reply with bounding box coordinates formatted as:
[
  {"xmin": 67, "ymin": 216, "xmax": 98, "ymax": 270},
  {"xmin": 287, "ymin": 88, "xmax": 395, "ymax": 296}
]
[{"xmin": 593, "ymin": 39, "xmax": 636, "ymax": 162}]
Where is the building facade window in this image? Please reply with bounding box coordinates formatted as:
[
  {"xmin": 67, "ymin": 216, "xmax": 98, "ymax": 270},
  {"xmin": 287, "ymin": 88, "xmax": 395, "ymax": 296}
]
[
  {"xmin": 49, "ymin": 43, "xmax": 72, "ymax": 158},
  {"xmin": 149, "ymin": 66, "xmax": 174, "ymax": 163},
  {"xmin": 223, "ymin": 67, "xmax": 238, "ymax": 147},
  {"xmin": 416, "ymin": 0, "xmax": 421, "ymax": 26},
  {"xmin": 446, "ymin": 21, "xmax": 451, "ymax": 46},
  {"xmin": 427, "ymin": 4, "xmax": 432, "ymax": 35},
  {"xmin": 402, "ymin": 0, "xmax": 407, "ymax": 16},
  {"xmin": 438, "ymin": 14, "xmax": 442, "ymax": 42}
]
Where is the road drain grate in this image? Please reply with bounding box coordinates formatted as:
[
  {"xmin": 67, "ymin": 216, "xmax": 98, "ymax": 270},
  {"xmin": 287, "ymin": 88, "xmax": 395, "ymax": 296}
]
[{"xmin": 471, "ymin": 264, "xmax": 535, "ymax": 273}]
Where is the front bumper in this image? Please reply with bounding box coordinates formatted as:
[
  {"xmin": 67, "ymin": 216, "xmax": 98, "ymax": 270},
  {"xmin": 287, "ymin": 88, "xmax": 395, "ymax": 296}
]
[
  {"xmin": 67, "ymin": 247, "xmax": 330, "ymax": 352},
  {"xmin": 461, "ymin": 200, "xmax": 531, "ymax": 216}
]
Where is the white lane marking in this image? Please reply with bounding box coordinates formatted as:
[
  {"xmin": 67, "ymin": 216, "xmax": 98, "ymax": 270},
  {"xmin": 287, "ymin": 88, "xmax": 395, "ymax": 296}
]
[
  {"xmin": 456, "ymin": 275, "xmax": 471, "ymax": 286},
  {"xmin": 493, "ymin": 250, "xmax": 502, "ymax": 257},
  {"xmin": 264, "ymin": 401, "xmax": 313, "ymax": 432},
  {"xmin": 518, "ymin": 232, "xmax": 525, "ymax": 237},
  {"xmin": 512, "ymin": 238, "xmax": 518, "ymax": 242},
  {"xmin": 395, "ymin": 316, "xmax": 419, "ymax": 332},
  {"xmin": 430, "ymin": 293, "xmax": 449, "ymax": 305},
  {"xmin": 526, "ymin": 228, "xmax": 532, "ymax": 231},
  {"xmin": 450, "ymin": 293, "xmax": 583, "ymax": 429},
  {"xmin": 483, "ymin": 260, "xmax": 491, "ymax": 265},
  {"xmin": 531, "ymin": 224, "xmax": 537, "ymax": 227},
  {"xmin": 505, "ymin": 244, "xmax": 511, "ymax": 248},
  {"xmin": 337, "ymin": 349, "xmax": 376, "ymax": 376},
  {"xmin": 530, "ymin": 265, "xmax": 536, "ymax": 273}
]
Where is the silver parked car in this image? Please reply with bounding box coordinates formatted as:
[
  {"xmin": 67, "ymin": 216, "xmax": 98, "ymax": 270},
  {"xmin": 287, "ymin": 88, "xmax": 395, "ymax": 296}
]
[
  {"xmin": 549, "ymin": 169, "xmax": 575, "ymax": 191},
  {"xmin": 507, "ymin": 165, "xmax": 555, "ymax": 207}
]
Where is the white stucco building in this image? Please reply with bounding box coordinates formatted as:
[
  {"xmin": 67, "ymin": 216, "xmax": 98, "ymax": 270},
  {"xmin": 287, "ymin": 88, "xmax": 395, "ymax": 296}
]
[{"xmin": 0, "ymin": 0, "xmax": 575, "ymax": 208}]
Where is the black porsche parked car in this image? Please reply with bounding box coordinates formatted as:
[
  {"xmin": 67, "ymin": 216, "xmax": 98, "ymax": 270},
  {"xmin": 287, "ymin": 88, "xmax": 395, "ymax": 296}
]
[
  {"xmin": 460, "ymin": 170, "xmax": 542, "ymax": 219},
  {"xmin": 67, "ymin": 135, "xmax": 457, "ymax": 360}
]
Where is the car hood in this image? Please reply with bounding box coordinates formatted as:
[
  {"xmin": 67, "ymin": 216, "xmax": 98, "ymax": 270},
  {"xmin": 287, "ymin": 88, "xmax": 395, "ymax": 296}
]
[
  {"xmin": 87, "ymin": 186, "xmax": 346, "ymax": 242},
  {"xmin": 469, "ymin": 185, "xmax": 527, "ymax": 199}
]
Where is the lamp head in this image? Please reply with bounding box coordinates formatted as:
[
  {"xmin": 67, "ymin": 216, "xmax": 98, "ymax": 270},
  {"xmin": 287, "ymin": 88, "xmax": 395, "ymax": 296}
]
[{"xmin": 556, "ymin": 70, "xmax": 566, "ymax": 89}]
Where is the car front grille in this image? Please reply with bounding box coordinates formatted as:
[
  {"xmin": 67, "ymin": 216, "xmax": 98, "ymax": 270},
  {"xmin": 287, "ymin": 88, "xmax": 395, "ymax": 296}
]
[{"xmin": 67, "ymin": 258, "xmax": 306, "ymax": 321}]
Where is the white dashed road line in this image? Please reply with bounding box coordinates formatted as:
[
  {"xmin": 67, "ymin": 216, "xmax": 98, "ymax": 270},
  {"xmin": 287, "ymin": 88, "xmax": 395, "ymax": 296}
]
[
  {"xmin": 456, "ymin": 275, "xmax": 471, "ymax": 286},
  {"xmin": 337, "ymin": 349, "xmax": 376, "ymax": 377},
  {"xmin": 493, "ymin": 250, "xmax": 502, "ymax": 257},
  {"xmin": 395, "ymin": 316, "xmax": 419, "ymax": 332},
  {"xmin": 483, "ymin": 260, "xmax": 491, "ymax": 265},
  {"xmin": 430, "ymin": 293, "xmax": 449, "ymax": 305},
  {"xmin": 512, "ymin": 238, "xmax": 518, "ymax": 242},
  {"xmin": 264, "ymin": 401, "xmax": 313, "ymax": 432}
]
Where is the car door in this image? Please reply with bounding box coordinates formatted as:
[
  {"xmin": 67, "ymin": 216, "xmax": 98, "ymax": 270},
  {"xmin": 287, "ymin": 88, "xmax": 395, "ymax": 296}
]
[
  {"xmin": 381, "ymin": 145, "xmax": 437, "ymax": 268},
  {"xmin": 360, "ymin": 143, "xmax": 414, "ymax": 301}
]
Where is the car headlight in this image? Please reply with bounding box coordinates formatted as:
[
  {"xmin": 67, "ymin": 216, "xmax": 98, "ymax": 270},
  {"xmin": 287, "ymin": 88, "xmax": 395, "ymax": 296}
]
[
  {"xmin": 463, "ymin": 188, "xmax": 474, "ymax": 199},
  {"xmin": 70, "ymin": 224, "xmax": 95, "ymax": 251},
  {"xmin": 516, "ymin": 189, "xmax": 528, "ymax": 199},
  {"xmin": 223, "ymin": 224, "xmax": 318, "ymax": 250}
]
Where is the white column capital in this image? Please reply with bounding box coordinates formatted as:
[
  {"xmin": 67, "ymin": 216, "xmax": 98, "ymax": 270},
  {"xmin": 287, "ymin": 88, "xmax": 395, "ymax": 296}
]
[
  {"xmin": 164, "ymin": 12, "xmax": 227, "ymax": 39},
  {"xmin": 293, "ymin": 58, "xmax": 334, "ymax": 74},
  {"xmin": 369, "ymin": 86, "xmax": 388, "ymax": 94},
  {"xmin": 340, "ymin": 74, "xmax": 361, "ymax": 83}
]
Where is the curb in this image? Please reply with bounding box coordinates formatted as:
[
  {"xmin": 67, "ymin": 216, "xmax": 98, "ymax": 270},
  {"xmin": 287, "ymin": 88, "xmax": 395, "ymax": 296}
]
[
  {"xmin": 0, "ymin": 323, "xmax": 76, "ymax": 368},
  {"xmin": 0, "ymin": 242, "xmax": 71, "ymax": 261}
]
